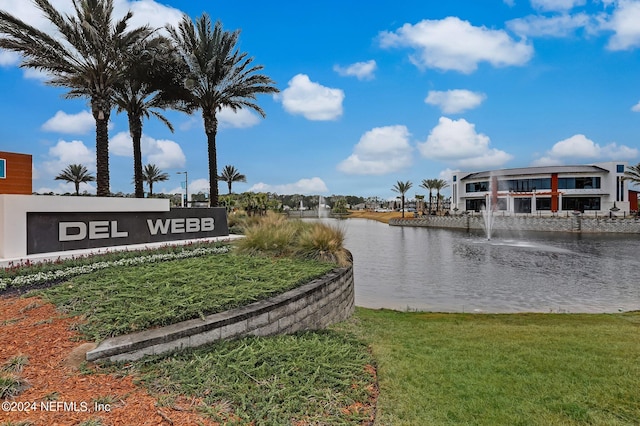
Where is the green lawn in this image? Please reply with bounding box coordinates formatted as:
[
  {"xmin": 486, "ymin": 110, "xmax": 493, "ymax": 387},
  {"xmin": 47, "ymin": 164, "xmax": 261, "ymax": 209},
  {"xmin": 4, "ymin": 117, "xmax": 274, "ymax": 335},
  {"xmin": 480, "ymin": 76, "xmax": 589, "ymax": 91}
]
[
  {"xmin": 37, "ymin": 252, "xmax": 334, "ymax": 340},
  {"xmin": 340, "ymin": 308, "xmax": 640, "ymax": 426}
]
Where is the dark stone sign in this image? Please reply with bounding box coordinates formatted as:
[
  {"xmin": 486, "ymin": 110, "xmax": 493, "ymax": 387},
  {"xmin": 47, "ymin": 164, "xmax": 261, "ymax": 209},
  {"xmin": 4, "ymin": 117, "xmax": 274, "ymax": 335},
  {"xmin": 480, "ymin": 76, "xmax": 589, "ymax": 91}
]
[{"xmin": 26, "ymin": 208, "xmax": 229, "ymax": 255}]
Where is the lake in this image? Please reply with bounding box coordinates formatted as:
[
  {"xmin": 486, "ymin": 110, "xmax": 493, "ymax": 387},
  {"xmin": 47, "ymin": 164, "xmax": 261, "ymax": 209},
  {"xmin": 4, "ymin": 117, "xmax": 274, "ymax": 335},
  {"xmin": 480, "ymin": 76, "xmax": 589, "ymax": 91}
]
[{"xmin": 325, "ymin": 218, "xmax": 640, "ymax": 313}]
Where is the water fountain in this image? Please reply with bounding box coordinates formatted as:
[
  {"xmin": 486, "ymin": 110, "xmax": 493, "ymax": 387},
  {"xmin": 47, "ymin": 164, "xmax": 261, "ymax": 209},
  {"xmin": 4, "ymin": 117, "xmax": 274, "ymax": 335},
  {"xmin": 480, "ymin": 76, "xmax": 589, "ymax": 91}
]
[
  {"xmin": 481, "ymin": 192, "xmax": 494, "ymax": 240},
  {"xmin": 318, "ymin": 195, "xmax": 329, "ymax": 218}
]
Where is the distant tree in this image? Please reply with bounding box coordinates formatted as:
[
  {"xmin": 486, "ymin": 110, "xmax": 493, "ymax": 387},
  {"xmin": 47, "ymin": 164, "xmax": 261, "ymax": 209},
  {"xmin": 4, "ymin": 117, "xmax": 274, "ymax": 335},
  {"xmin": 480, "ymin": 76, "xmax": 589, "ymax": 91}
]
[
  {"xmin": 623, "ymin": 163, "xmax": 640, "ymax": 186},
  {"xmin": 392, "ymin": 180, "xmax": 413, "ymax": 218},
  {"xmin": 218, "ymin": 165, "xmax": 246, "ymax": 194},
  {"xmin": 420, "ymin": 179, "xmax": 436, "ymax": 213},
  {"xmin": 141, "ymin": 164, "xmax": 169, "ymax": 196},
  {"xmin": 432, "ymin": 179, "xmax": 450, "ymax": 213},
  {"xmin": 166, "ymin": 14, "xmax": 279, "ymax": 207},
  {"xmin": 333, "ymin": 198, "xmax": 348, "ymax": 214},
  {"xmin": 55, "ymin": 164, "xmax": 95, "ymax": 195}
]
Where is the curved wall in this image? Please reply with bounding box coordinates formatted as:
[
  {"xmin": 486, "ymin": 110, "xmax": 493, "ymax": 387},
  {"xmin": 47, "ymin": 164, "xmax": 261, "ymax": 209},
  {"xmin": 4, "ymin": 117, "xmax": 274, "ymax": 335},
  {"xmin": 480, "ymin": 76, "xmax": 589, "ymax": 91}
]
[{"xmin": 87, "ymin": 264, "xmax": 355, "ymax": 362}]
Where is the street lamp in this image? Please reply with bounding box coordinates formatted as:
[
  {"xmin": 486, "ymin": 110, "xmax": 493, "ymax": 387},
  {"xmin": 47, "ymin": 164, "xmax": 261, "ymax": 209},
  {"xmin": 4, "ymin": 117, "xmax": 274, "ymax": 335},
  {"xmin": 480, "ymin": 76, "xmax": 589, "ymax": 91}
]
[{"xmin": 177, "ymin": 171, "xmax": 188, "ymax": 207}]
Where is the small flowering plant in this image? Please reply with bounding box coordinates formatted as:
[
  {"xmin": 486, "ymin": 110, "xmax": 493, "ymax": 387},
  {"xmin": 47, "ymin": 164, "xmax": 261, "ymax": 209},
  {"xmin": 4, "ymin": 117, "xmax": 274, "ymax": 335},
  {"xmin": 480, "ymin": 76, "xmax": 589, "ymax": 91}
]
[{"xmin": 0, "ymin": 244, "xmax": 230, "ymax": 291}]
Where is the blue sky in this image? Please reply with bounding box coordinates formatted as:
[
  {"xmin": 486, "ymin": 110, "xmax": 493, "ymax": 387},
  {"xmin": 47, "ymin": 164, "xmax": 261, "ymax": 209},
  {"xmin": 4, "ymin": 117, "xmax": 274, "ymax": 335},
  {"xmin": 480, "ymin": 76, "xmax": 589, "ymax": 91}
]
[{"xmin": 1, "ymin": 0, "xmax": 640, "ymax": 199}]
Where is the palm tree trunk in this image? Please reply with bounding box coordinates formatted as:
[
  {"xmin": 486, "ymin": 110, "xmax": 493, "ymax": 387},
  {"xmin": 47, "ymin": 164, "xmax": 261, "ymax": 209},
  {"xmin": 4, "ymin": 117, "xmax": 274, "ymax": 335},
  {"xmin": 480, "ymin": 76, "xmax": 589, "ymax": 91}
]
[
  {"xmin": 75, "ymin": 182, "xmax": 80, "ymax": 196},
  {"xmin": 204, "ymin": 111, "xmax": 219, "ymax": 207},
  {"xmin": 149, "ymin": 182, "xmax": 154, "ymax": 196},
  {"xmin": 129, "ymin": 114, "xmax": 144, "ymax": 198},
  {"xmin": 228, "ymin": 181, "xmax": 232, "ymax": 195},
  {"xmin": 401, "ymin": 195, "xmax": 405, "ymax": 218},
  {"xmin": 93, "ymin": 100, "xmax": 111, "ymax": 197}
]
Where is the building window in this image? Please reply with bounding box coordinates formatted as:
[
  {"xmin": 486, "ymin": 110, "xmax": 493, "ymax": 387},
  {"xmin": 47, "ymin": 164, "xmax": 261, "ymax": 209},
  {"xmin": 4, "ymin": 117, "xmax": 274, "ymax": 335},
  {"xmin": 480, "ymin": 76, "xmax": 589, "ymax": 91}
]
[
  {"xmin": 562, "ymin": 196, "xmax": 601, "ymax": 212},
  {"xmin": 497, "ymin": 178, "xmax": 551, "ymax": 192},
  {"xmin": 557, "ymin": 177, "xmax": 600, "ymax": 189},
  {"xmin": 465, "ymin": 181, "xmax": 489, "ymax": 193},
  {"xmin": 536, "ymin": 197, "xmax": 552, "ymax": 210},
  {"xmin": 453, "ymin": 175, "xmax": 457, "ymax": 182},
  {"xmin": 466, "ymin": 199, "xmax": 485, "ymax": 212},
  {"xmin": 0, "ymin": 159, "xmax": 5, "ymax": 179},
  {"xmin": 617, "ymin": 164, "xmax": 624, "ymax": 173}
]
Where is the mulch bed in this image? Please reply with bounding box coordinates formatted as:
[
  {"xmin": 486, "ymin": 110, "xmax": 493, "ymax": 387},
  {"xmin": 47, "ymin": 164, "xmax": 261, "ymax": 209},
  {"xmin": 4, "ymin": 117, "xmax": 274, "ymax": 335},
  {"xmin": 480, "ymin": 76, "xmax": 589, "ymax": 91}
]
[{"xmin": 0, "ymin": 295, "xmax": 220, "ymax": 426}]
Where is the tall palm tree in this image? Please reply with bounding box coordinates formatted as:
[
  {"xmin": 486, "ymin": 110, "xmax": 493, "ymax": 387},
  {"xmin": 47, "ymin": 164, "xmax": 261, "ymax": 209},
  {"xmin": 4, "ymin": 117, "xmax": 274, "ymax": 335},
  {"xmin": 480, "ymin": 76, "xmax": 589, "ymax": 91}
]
[
  {"xmin": 392, "ymin": 180, "xmax": 413, "ymax": 218},
  {"xmin": 141, "ymin": 163, "xmax": 169, "ymax": 196},
  {"xmin": 420, "ymin": 179, "xmax": 436, "ymax": 213},
  {"xmin": 218, "ymin": 165, "xmax": 246, "ymax": 194},
  {"xmin": 432, "ymin": 179, "xmax": 450, "ymax": 213},
  {"xmin": 113, "ymin": 36, "xmax": 188, "ymax": 198},
  {"xmin": 166, "ymin": 14, "xmax": 279, "ymax": 207},
  {"xmin": 623, "ymin": 162, "xmax": 640, "ymax": 186},
  {"xmin": 55, "ymin": 164, "xmax": 95, "ymax": 195},
  {"xmin": 0, "ymin": 0, "xmax": 153, "ymax": 196}
]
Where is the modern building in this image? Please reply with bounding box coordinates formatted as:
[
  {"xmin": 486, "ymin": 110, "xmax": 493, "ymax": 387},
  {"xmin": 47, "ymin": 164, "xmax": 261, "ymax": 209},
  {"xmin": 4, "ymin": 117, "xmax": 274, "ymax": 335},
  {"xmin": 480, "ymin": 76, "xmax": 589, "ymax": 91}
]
[
  {"xmin": 450, "ymin": 162, "xmax": 638, "ymax": 215},
  {"xmin": 0, "ymin": 151, "xmax": 32, "ymax": 195}
]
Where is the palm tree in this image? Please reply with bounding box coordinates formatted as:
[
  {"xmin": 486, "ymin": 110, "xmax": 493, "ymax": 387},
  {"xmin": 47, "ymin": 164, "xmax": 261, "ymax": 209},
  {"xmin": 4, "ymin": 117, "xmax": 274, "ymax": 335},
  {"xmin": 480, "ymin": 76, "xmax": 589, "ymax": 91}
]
[
  {"xmin": 432, "ymin": 179, "xmax": 450, "ymax": 213},
  {"xmin": 55, "ymin": 164, "xmax": 95, "ymax": 195},
  {"xmin": 623, "ymin": 162, "xmax": 640, "ymax": 186},
  {"xmin": 141, "ymin": 163, "xmax": 169, "ymax": 196},
  {"xmin": 0, "ymin": 0, "xmax": 153, "ymax": 196},
  {"xmin": 392, "ymin": 180, "xmax": 413, "ymax": 218},
  {"xmin": 166, "ymin": 14, "xmax": 279, "ymax": 207},
  {"xmin": 218, "ymin": 165, "xmax": 246, "ymax": 194},
  {"xmin": 420, "ymin": 179, "xmax": 436, "ymax": 213},
  {"xmin": 113, "ymin": 36, "xmax": 188, "ymax": 198}
]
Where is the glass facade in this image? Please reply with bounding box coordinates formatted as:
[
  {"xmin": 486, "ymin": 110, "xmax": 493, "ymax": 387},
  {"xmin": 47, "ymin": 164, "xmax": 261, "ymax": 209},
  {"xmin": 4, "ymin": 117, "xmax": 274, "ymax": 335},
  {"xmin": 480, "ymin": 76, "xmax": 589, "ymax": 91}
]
[
  {"xmin": 465, "ymin": 181, "xmax": 489, "ymax": 193},
  {"xmin": 557, "ymin": 177, "xmax": 600, "ymax": 189},
  {"xmin": 562, "ymin": 196, "xmax": 601, "ymax": 211},
  {"xmin": 497, "ymin": 178, "xmax": 551, "ymax": 192}
]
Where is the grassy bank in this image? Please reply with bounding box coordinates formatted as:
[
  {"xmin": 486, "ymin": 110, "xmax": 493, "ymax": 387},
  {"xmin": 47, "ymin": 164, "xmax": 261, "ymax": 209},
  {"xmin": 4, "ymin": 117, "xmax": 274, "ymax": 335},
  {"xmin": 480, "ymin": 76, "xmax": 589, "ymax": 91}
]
[
  {"xmin": 35, "ymin": 252, "xmax": 334, "ymax": 341},
  {"xmin": 346, "ymin": 210, "xmax": 404, "ymax": 224},
  {"xmin": 339, "ymin": 308, "xmax": 640, "ymax": 425}
]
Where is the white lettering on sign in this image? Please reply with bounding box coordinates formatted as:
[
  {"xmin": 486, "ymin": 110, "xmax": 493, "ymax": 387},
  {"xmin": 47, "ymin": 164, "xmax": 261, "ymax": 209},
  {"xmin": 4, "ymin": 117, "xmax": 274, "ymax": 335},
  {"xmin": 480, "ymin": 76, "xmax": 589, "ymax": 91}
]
[
  {"xmin": 59, "ymin": 221, "xmax": 129, "ymax": 242},
  {"xmin": 147, "ymin": 217, "xmax": 215, "ymax": 235}
]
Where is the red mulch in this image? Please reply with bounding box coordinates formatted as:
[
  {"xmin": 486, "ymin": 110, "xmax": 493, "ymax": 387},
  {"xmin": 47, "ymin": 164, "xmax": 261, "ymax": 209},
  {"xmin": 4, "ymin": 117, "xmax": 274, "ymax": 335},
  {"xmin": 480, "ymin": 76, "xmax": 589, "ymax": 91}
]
[{"xmin": 0, "ymin": 296, "xmax": 219, "ymax": 426}]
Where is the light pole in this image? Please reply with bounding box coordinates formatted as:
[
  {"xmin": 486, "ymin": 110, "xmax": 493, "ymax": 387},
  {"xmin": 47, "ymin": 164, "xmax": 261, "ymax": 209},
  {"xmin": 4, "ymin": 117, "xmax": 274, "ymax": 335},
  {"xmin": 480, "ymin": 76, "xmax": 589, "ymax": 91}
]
[{"xmin": 177, "ymin": 171, "xmax": 188, "ymax": 207}]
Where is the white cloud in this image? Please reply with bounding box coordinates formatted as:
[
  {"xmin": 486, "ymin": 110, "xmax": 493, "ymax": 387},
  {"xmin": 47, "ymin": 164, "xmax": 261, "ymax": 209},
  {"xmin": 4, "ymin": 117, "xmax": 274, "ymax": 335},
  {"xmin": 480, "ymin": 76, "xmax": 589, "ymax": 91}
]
[
  {"xmin": 41, "ymin": 139, "xmax": 95, "ymax": 178},
  {"xmin": 109, "ymin": 131, "xmax": 186, "ymax": 169},
  {"xmin": 530, "ymin": 0, "xmax": 586, "ymax": 12},
  {"xmin": 425, "ymin": 89, "xmax": 486, "ymax": 114},
  {"xmin": 532, "ymin": 134, "xmax": 638, "ymax": 165},
  {"xmin": 248, "ymin": 177, "xmax": 329, "ymax": 195},
  {"xmin": 605, "ymin": 0, "xmax": 640, "ymax": 50},
  {"xmin": 41, "ymin": 110, "xmax": 95, "ymax": 134},
  {"xmin": 333, "ymin": 60, "xmax": 377, "ymax": 80},
  {"xmin": 187, "ymin": 178, "xmax": 211, "ymax": 195},
  {"xmin": 337, "ymin": 125, "xmax": 414, "ymax": 175},
  {"xmin": 379, "ymin": 17, "xmax": 533, "ymax": 73},
  {"xmin": 218, "ymin": 107, "xmax": 261, "ymax": 128},
  {"xmin": 0, "ymin": 50, "xmax": 19, "ymax": 67},
  {"xmin": 506, "ymin": 13, "xmax": 591, "ymax": 38},
  {"xmin": 632, "ymin": 100, "xmax": 640, "ymax": 112},
  {"xmin": 418, "ymin": 117, "xmax": 512, "ymax": 169},
  {"xmin": 276, "ymin": 74, "xmax": 344, "ymax": 120}
]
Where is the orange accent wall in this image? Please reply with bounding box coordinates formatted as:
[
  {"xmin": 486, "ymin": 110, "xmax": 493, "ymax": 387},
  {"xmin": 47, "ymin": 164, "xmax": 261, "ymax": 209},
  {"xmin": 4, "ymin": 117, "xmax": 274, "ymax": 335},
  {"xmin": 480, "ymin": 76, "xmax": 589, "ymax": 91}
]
[
  {"xmin": 630, "ymin": 190, "xmax": 639, "ymax": 211},
  {"xmin": 0, "ymin": 151, "xmax": 32, "ymax": 195},
  {"xmin": 551, "ymin": 173, "xmax": 558, "ymax": 212}
]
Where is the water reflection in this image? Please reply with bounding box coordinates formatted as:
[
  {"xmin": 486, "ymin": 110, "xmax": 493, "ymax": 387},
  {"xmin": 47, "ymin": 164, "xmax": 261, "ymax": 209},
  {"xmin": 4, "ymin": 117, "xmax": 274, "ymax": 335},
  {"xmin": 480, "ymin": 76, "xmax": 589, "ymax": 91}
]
[{"xmin": 327, "ymin": 218, "xmax": 640, "ymax": 313}]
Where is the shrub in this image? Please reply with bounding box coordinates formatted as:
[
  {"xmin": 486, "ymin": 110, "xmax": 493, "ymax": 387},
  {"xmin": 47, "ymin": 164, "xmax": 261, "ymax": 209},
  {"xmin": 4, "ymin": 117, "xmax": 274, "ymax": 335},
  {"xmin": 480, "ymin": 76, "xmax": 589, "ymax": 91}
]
[{"xmin": 236, "ymin": 213, "xmax": 350, "ymax": 266}]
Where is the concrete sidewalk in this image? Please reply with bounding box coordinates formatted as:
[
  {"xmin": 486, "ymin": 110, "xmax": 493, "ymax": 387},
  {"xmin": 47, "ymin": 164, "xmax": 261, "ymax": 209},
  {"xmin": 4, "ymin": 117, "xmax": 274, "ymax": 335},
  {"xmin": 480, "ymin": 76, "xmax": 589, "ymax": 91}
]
[{"xmin": 0, "ymin": 234, "xmax": 243, "ymax": 268}]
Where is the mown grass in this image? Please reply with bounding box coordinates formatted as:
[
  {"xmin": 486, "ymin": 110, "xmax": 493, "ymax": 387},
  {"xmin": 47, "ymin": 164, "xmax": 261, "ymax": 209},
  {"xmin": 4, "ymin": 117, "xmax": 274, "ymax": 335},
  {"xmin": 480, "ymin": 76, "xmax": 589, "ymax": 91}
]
[
  {"xmin": 338, "ymin": 308, "xmax": 640, "ymax": 426},
  {"xmin": 128, "ymin": 330, "xmax": 376, "ymax": 425},
  {"xmin": 37, "ymin": 252, "xmax": 334, "ymax": 340}
]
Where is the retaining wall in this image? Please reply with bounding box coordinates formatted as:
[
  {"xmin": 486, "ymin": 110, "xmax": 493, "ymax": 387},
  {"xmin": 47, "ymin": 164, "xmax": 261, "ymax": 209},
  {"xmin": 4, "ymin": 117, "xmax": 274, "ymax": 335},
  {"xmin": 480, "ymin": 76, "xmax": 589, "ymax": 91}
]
[
  {"xmin": 86, "ymin": 265, "xmax": 355, "ymax": 362},
  {"xmin": 389, "ymin": 215, "xmax": 640, "ymax": 234}
]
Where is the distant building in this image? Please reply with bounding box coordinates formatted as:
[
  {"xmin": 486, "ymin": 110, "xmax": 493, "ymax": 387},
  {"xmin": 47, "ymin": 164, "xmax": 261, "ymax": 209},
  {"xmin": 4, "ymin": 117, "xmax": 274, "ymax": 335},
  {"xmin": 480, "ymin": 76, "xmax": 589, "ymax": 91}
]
[
  {"xmin": 450, "ymin": 162, "xmax": 638, "ymax": 215},
  {"xmin": 0, "ymin": 151, "xmax": 32, "ymax": 195}
]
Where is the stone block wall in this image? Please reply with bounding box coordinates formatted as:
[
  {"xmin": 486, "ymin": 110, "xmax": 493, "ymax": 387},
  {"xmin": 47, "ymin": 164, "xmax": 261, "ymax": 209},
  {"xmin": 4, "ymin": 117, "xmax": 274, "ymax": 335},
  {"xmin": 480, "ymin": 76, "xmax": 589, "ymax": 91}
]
[{"xmin": 86, "ymin": 265, "xmax": 355, "ymax": 362}]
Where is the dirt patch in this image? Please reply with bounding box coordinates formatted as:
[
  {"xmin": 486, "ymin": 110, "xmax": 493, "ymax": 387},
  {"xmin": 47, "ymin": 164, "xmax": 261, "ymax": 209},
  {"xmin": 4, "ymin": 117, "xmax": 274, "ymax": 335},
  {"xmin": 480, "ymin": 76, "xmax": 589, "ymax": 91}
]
[{"xmin": 0, "ymin": 296, "xmax": 219, "ymax": 426}]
